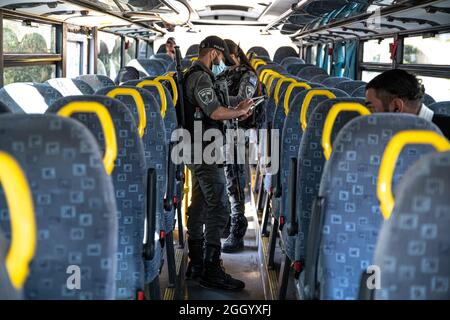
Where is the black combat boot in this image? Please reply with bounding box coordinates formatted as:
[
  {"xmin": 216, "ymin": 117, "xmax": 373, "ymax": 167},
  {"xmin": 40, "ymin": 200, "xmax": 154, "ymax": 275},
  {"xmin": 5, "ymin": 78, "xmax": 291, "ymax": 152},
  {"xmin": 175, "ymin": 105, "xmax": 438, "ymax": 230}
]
[
  {"xmin": 186, "ymin": 238, "xmax": 204, "ymax": 279},
  {"xmin": 221, "ymin": 215, "xmax": 248, "ymax": 253},
  {"xmin": 221, "ymin": 217, "xmax": 231, "ymax": 238},
  {"xmin": 200, "ymin": 245, "xmax": 245, "ymax": 291}
]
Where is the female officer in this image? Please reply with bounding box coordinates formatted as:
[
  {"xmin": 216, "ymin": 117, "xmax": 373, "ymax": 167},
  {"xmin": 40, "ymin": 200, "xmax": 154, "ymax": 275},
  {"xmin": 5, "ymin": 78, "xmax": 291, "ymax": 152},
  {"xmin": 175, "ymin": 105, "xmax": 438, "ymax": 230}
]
[{"xmin": 220, "ymin": 39, "xmax": 265, "ymax": 253}]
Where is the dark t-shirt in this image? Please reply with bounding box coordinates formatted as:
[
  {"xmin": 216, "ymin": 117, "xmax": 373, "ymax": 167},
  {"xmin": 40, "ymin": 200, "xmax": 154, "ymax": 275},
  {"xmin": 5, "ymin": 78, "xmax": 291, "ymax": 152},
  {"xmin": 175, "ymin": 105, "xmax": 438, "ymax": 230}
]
[{"xmin": 432, "ymin": 114, "xmax": 450, "ymax": 140}]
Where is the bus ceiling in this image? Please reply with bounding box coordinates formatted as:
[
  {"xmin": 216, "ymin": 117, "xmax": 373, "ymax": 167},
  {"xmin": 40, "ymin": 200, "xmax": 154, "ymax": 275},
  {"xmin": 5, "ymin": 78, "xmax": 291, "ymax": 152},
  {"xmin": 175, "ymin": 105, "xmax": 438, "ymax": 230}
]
[{"xmin": 0, "ymin": 0, "xmax": 449, "ymax": 43}]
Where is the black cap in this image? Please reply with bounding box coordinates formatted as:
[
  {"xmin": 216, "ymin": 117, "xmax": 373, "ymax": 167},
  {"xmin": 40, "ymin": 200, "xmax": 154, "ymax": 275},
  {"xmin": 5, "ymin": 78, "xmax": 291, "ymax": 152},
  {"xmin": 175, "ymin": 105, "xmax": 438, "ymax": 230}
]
[{"xmin": 199, "ymin": 35, "xmax": 235, "ymax": 67}]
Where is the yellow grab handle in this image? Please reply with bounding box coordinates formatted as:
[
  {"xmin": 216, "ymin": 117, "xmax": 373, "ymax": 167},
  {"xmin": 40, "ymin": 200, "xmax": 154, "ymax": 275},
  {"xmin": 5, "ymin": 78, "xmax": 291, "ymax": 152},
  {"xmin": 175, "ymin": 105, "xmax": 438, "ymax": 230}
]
[
  {"xmin": 136, "ymin": 80, "xmax": 167, "ymax": 119},
  {"xmin": 253, "ymin": 60, "xmax": 266, "ymax": 70},
  {"xmin": 191, "ymin": 57, "xmax": 198, "ymax": 62},
  {"xmin": 322, "ymin": 102, "xmax": 371, "ymax": 160},
  {"xmin": 57, "ymin": 101, "xmax": 118, "ymax": 175},
  {"xmin": 165, "ymin": 71, "xmax": 176, "ymax": 77},
  {"xmin": 0, "ymin": 151, "xmax": 36, "ymax": 289},
  {"xmin": 267, "ymin": 74, "xmax": 284, "ymax": 97},
  {"xmin": 378, "ymin": 130, "xmax": 450, "ymax": 220},
  {"xmin": 274, "ymin": 78, "xmax": 296, "ymax": 106},
  {"xmin": 155, "ymin": 75, "xmax": 178, "ymax": 106},
  {"xmin": 283, "ymin": 82, "xmax": 311, "ymax": 115},
  {"xmin": 301, "ymin": 89, "xmax": 336, "ymax": 131},
  {"xmin": 260, "ymin": 69, "xmax": 279, "ymax": 85},
  {"xmin": 106, "ymin": 87, "xmax": 147, "ymax": 138}
]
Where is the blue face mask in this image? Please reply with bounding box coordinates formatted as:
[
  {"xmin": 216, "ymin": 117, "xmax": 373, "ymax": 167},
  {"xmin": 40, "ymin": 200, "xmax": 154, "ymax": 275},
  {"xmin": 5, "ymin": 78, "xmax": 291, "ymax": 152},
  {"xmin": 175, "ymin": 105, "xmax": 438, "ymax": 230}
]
[{"xmin": 212, "ymin": 60, "xmax": 227, "ymax": 76}]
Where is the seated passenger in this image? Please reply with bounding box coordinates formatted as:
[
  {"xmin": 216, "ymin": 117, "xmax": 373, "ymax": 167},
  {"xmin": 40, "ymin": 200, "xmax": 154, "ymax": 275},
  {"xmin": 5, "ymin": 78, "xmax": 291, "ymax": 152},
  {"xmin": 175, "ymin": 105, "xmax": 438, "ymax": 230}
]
[
  {"xmin": 365, "ymin": 69, "xmax": 450, "ymax": 139},
  {"xmin": 166, "ymin": 37, "xmax": 176, "ymax": 61}
]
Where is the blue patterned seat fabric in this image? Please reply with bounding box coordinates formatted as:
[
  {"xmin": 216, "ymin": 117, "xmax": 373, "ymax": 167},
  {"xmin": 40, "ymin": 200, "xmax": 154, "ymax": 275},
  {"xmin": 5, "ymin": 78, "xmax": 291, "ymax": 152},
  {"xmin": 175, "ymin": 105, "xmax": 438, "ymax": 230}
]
[
  {"xmin": 316, "ymin": 114, "xmax": 443, "ymax": 300},
  {"xmin": 278, "ymin": 89, "xmax": 348, "ymax": 259},
  {"xmin": 295, "ymin": 97, "xmax": 366, "ymax": 266},
  {"xmin": 274, "ymin": 47, "xmax": 298, "ymax": 64},
  {"xmin": 321, "ymin": 77, "xmax": 351, "ymax": 88},
  {"xmin": 287, "ymin": 64, "xmax": 313, "ymax": 77},
  {"xmin": 428, "ymin": 101, "xmax": 450, "ymax": 116},
  {"xmin": 46, "ymin": 96, "xmax": 148, "ymax": 299},
  {"xmin": 423, "ymin": 93, "xmax": 436, "ymax": 106},
  {"xmin": 0, "ymin": 228, "xmax": 21, "ymax": 299},
  {"xmin": 127, "ymin": 59, "xmax": 167, "ymax": 77},
  {"xmin": 335, "ymin": 80, "xmax": 367, "ymax": 95},
  {"xmin": 373, "ymin": 150, "xmax": 450, "ymax": 300},
  {"xmin": 96, "ymin": 86, "xmax": 173, "ymax": 232},
  {"xmin": 75, "ymin": 75, "xmax": 115, "ymax": 92},
  {"xmin": 0, "ymin": 114, "xmax": 118, "ymax": 299},
  {"xmin": 309, "ymin": 74, "xmax": 329, "ymax": 84},
  {"xmin": 151, "ymin": 53, "xmax": 173, "ymax": 65},
  {"xmin": 0, "ymin": 83, "xmax": 62, "ymax": 114},
  {"xmin": 297, "ymin": 66, "xmax": 328, "ymax": 81},
  {"xmin": 280, "ymin": 56, "xmax": 305, "ymax": 68},
  {"xmin": 45, "ymin": 78, "xmax": 94, "ymax": 96},
  {"xmin": 351, "ymin": 85, "xmax": 366, "ymax": 97}
]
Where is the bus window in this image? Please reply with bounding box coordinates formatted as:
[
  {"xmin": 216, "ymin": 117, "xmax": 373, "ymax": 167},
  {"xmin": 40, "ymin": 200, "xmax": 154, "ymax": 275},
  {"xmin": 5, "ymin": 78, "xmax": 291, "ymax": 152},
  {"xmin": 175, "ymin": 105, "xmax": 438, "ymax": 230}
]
[
  {"xmin": 363, "ymin": 38, "xmax": 393, "ymax": 64},
  {"xmin": 124, "ymin": 37, "xmax": 137, "ymax": 65},
  {"xmin": 3, "ymin": 65, "xmax": 56, "ymax": 86},
  {"xmin": 417, "ymin": 75, "xmax": 450, "ymax": 102},
  {"xmin": 138, "ymin": 41, "xmax": 153, "ymax": 59},
  {"xmin": 66, "ymin": 33, "xmax": 88, "ymax": 78},
  {"xmin": 97, "ymin": 31, "xmax": 121, "ymax": 80},
  {"xmin": 361, "ymin": 70, "xmax": 381, "ymax": 82},
  {"xmin": 2, "ymin": 19, "xmax": 56, "ymax": 54},
  {"xmin": 404, "ymin": 33, "xmax": 450, "ymax": 65}
]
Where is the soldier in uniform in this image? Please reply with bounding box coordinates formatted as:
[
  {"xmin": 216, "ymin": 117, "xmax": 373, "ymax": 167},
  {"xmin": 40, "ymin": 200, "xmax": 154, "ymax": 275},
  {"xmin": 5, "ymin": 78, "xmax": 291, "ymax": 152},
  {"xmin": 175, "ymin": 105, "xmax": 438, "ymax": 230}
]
[
  {"xmin": 218, "ymin": 39, "xmax": 265, "ymax": 253},
  {"xmin": 183, "ymin": 35, "xmax": 254, "ymax": 291}
]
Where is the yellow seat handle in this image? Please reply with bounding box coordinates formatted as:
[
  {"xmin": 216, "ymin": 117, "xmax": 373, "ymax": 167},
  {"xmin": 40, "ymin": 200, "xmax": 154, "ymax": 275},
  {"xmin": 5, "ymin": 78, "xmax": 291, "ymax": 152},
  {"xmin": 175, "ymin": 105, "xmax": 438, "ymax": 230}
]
[
  {"xmin": 106, "ymin": 87, "xmax": 147, "ymax": 138},
  {"xmin": 0, "ymin": 151, "xmax": 36, "ymax": 289},
  {"xmin": 378, "ymin": 130, "xmax": 450, "ymax": 220},
  {"xmin": 260, "ymin": 69, "xmax": 279, "ymax": 85},
  {"xmin": 274, "ymin": 78, "xmax": 296, "ymax": 106},
  {"xmin": 252, "ymin": 59, "xmax": 266, "ymax": 70},
  {"xmin": 267, "ymin": 74, "xmax": 284, "ymax": 97},
  {"xmin": 283, "ymin": 82, "xmax": 311, "ymax": 115},
  {"xmin": 155, "ymin": 75, "xmax": 178, "ymax": 106},
  {"xmin": 301, "ymin": 89, "xmax": 336, "ymax": 131},
  {"xmin": 322, "ymin": 102, "xmax": 371, "ymax": 160},
  {"xmin": 191, "ymin": 57, "xmax": 198, "ymax": 62},
  {"xmin": 136, "ymin": 80, "xmax": 167, "ymax": 119},
  {"xmin": 57, "ymin": 101, "xmax": 118, "ymax": 175},
  {"xmin": 165, "ymin": 71, "xmax": 176, "ymax": 77}
]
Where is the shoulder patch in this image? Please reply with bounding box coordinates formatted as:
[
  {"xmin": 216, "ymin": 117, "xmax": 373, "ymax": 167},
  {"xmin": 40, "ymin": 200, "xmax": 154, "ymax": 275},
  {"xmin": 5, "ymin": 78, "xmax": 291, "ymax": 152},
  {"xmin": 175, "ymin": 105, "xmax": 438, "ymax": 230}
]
[
  {"xmin": 246, "ymin": 85, "xmax": 255, "ymax": 98},
  {"xmin": 198, "ymin": 88, "xmax": 214, "ymax": 105},
  {"xmin": 248, "ymin": 75, "xmax": 258, "ymax": 87}
]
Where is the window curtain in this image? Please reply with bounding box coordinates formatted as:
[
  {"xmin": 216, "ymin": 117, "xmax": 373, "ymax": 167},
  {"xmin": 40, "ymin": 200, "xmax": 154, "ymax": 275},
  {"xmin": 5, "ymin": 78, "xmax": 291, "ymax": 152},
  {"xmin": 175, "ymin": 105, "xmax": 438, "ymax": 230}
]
[
  {"xmin": 343, "ymin": 40, "xmax": 358, "ymax": 79},
  {"xmin": 331, "ymin": 42, "xmax": 345, "ymax": 77}
]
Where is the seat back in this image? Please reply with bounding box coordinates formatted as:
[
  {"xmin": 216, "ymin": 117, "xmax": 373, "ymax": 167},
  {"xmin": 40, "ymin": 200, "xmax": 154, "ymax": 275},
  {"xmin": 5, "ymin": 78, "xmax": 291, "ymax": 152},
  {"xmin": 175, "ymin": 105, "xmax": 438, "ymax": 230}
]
[
  {"xmin": 46, "ymin": 96, "xmax": 147, "ymax": 299},
  {"xmin": 310, "ymin": 74, "xmax": 329, "ymax": 84},
  {"xmin": 185, "ymin": 44, "xmax": 200, "ymax": 58},
  {"xmin": 0, "ymin": 83, "xmax": 62, "ymax": 114},
  {"xmin": 0, "ymin": 217, "xmax": 21, "ymax": 299},
  {"xmin": 295, "ymin": 98, "xmax": 368, "ymax": 264},
  {"xmin": 76, "ymin": 75, "xmax": 115, "ymax": 91},
  {"xmin": 322, "ymin": 77, "xmax": 351, "ymax": 88},
  {"xmin": 274, "ymin": 46, "xmax": 298, "ymax": 64},
  {"xmin": 335, "ymin": 80, "xmax": 367, "ymax": 95},
  {"xmin": 0, "ymin": 114, "xmax": 118, "ymax": 299},
  {"xmin": 152, "ymin": 53, "xmax": 173, "ymax": 65},
  {"xmin": 46, "ymin": 78, "xmax": 94, "ymax": 96},
  {"xmin": 423, "ymin": 93, "xmax": 436, "ymax": 106},
  {"xmin": 280, "ymin": 56, "xmax": 305, "ymax": 68},
  {"xmin": 317, "ymin": 114, "xmax": 443, "ymax": 300},
  {"xmin": 127, "ymin": 59, "xmax": 166, "ymax": 77},
  {"xmin": 351, "ymin": 85, "xmax": 366, "ymax": 97},
  {"xmin": 0, "ymin": 101, "xmax": 12, "ymax": 114},
  {"xmin": 373, "ymin": 150, "xmax": 450, "ymax": 300},
  {"xmin": 297, "ymin": 66, "xmax": 328, "ymax": 80},
  {"xmin": 247, "ymin": 46, "xmax": 270, "ymax": 59},
  {"xmin": 429, "ymin": 101, "xmax": 450, "ymax": 116}
]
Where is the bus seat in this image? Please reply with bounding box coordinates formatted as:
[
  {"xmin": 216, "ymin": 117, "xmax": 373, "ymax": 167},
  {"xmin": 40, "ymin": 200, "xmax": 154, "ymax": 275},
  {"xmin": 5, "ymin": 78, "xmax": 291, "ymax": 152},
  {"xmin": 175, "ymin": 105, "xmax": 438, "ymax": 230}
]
[
  {"xmin": 0, "ymin": 114, "xmax": 118, "ymax": 299},
  {"xmin": 321, "ymin": 77, "xmax": 351, "ymax": 88},
  {"xmin": 312, "ymin": 114, "xmax": 443, "ymax": 300},
  {"xmin": 0, "ymin": 228, "xmax": 21, "ymax": 299},
  {"xmin": 309, "ymin": 74, "xmax": 329, "ymax": 83},
  {"xmin": 423, "ymin": 93, "xmax": 436, "ymax": 106},
  {"xmin": 247, "ymin": 46, "xmax": 270, "ymax": 60},
  {"xmin": 185, "ymin": 44, "xmax": 200, "ymax": 58},
  {"xmin": 46, "ymin": 96, "xmax": 150, "ymax": 300},
  {"xmin": 76, "ymin": 75, "xmax": 115, "ymax": 92},
  {"xmin": 0, "ymin": 101, "xmax": 11, "ymax": 114},
  {"xmin": 351, "ymin": 85, "xmax": 366, "ymax": 98},
  {"xmin": 127, "ymin": 59, "xmax": 167, "ymax": 77},
  {"xmin": 46, "ymin": 78, "xmax": 94, "ymax": 96},
  {"xmin": 373, "ymin": 150, "xmax": 450, "ymax": 300},
  {"xmin": 335, "ymin": 80, "xmax": 367, "ymax": 95},
  {"xmin": 287, "ymin": 63, "xmax": 314, "ymax": 77},
  {"xmin": 429, "ymin": 101, "xmax": 450, "ymax": 116},
  {"xmin": 297, "ymin": 66, "xmax": 328, "ymax": 81},
  {"xmin": 274, "ymin": 46, "xmax": 299, "ymax": 64},
  {"xmin": 151, "ymin": 53, "xmax": 174, "ymax": 65},
  {"xmin": 280, "ymin": 56, "xmax": 305, "ymax": 68},
  {"xmin": 0, "ymin": 83, "xmax": 62, "ymax": 114},
  {"xmin": 294, "ymin": 98, "xmax": 368, "ymax": 297}
]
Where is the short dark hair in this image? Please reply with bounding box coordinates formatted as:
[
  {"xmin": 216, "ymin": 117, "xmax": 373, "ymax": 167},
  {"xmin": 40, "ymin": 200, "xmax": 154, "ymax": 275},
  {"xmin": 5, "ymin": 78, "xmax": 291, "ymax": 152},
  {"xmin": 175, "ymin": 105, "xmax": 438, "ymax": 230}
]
[
  {"xmin": 166, "ymin": 37, "xmax": 176, "ymax": 45},
  {"xmin": 366, "ymin": 69, "xmax": 425, "ymax": 108}
]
